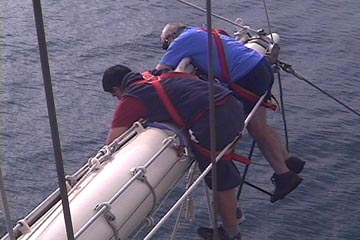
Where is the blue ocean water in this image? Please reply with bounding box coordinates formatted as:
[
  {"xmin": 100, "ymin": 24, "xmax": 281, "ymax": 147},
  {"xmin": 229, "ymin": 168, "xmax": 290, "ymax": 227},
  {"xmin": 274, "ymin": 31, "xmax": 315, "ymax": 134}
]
[{"xmin": 1, "ymin": 0, "xmax": 360, "ymax": 239}]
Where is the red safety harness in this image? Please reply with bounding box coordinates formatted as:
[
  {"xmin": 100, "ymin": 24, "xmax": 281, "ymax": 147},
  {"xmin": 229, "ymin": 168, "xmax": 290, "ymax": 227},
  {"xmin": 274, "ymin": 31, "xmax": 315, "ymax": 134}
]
[
  {"xmin": 136, "ymin": 71, "xmax": 196, "ymax": 128},
  {"xmin": 202, "ymin": 27, "xmax": 277, "ymax": 111},
  {"xmin": 131, "ymin": 71, "xmax": 251, "ymax": 165}
]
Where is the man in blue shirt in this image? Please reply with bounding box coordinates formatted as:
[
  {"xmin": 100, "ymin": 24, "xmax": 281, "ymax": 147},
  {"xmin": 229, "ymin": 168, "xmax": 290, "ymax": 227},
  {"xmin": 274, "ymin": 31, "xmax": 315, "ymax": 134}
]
[{"xmin": 156, "ymin": 23, "xmax": 305, "ymax": 204}]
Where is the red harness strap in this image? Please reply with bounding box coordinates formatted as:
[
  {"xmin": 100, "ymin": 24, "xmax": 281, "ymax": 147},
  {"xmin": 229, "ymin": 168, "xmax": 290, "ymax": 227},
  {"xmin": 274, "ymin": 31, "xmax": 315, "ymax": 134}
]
[
  {"xmin": 153, "ymin": 79, "xmax": 186, "ymax": 127},
  {"xmin": 191, "ymin": 142, "xmax": 251, "ymax": 165},
  {"xmin": 213, "ymin": 31, "xmax": 232, "ymax": 82},
  {"xmin": 135, "ymin": 71, "xmax": 198, "ymax": 128},
  {"xmin": 200, "ymin": 27, "xmax": 232, "ymax": 82},
  {"xmin": 229, "ymin": 83, "xmax": 277, "ymax": 111},
  {"xmin": 202, "ymin": 28, "xmax": 277, "ymax": 111}
]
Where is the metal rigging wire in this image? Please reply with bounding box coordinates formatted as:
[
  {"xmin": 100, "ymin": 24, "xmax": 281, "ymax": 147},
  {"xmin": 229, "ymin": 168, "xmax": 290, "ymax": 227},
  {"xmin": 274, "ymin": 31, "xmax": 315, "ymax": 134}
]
[
  {"xmin": 32, "ymin": 0, "xmax": 75, "ymax": 239},
  {"xmin": 205, "ymin": 0, "xmax": 219, "ymax": 238},
  {"xmin": 279, "ymin": 61, "xmax": 360, "ymax": 118}
]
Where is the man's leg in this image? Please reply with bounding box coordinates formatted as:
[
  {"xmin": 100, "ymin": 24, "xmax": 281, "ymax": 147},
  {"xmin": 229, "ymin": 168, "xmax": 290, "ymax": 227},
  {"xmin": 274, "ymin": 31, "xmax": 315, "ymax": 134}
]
[
  {"xmin": 246, "ymin": 106, "xmax": 303, "ymax": 202},
  {"xmin": 217, "ymin": 188, "xmax": 239, "ymax": 234},
  {"xmin": 198, "ymin": 188, "xmax": 242, "ymax": 239},
  {"xmin": 247, "ymin": 106, "xmax": 290, "ymax": 174}
]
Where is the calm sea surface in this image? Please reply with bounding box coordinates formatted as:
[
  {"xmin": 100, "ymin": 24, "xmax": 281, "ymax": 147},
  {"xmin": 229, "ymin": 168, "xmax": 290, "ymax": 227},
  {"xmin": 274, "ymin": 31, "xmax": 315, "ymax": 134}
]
[{"xmin": 1, "ymin": 0, "xmax": 360, "ymax": 239}]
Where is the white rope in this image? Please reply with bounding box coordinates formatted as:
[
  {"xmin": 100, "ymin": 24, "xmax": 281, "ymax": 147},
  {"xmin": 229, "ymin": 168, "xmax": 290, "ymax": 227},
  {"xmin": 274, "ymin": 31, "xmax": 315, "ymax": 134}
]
[{"xmin": 0, "ymin": 167, "xmax": 16, "ymax": 240}]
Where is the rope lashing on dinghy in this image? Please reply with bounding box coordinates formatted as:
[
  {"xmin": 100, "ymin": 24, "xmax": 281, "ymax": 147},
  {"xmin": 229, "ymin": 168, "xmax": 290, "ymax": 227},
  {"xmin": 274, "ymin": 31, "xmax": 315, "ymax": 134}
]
[
  {"xmin": 95, "ymin": 203, "xmax": 120, "ymax": 240},
  {"xmin": 88, "ymin": 146, "xmax": 111, "ymax": 170},
  {"xmin": 64, "ymin": 145, "xmax": 112, "ymax": 189},
  {"xmin": 278, "ymin": 61, "xmax": 360, "ymax": 118},
  {"xmin": 67, "ymin": 123, "xmax": 145, "ymax": 189},
  {"xmin": 130, "ymin": 167, "xmax": 158, "ymax": 219}
]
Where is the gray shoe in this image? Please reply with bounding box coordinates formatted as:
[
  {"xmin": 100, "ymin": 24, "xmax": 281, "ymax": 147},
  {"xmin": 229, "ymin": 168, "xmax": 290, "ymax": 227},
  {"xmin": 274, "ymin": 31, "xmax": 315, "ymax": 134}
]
[{"xmin": 270, "ymin": 171, "xmax": 303, "ymax": 203}]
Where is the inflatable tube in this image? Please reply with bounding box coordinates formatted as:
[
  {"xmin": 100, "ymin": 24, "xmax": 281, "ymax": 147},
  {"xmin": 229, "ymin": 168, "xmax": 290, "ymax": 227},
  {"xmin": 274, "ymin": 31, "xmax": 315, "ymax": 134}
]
[{"xmin": 12, "ymin": 123, "xmax": 191, "ymax": 240}]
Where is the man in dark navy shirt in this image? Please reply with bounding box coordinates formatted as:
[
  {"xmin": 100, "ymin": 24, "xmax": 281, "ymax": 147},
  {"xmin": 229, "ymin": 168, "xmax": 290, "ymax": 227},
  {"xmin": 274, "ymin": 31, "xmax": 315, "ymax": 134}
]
[{"xmin": 102, "ymin": 64, "xmax": 244, "ymax": 239}]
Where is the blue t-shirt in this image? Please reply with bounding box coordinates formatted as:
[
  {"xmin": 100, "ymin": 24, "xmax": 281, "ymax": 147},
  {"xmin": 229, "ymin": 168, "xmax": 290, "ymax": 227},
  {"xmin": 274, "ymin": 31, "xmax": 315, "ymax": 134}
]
[{"xmin": 159, "ymin": 27, "xmax": 264, "ymax": 82}]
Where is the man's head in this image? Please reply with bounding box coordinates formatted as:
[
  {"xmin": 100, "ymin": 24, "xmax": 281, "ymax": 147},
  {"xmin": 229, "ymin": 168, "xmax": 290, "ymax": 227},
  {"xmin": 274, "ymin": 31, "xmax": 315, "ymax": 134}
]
[
  {"xmin": 102, "ymin": 64, "xmax": 132, "ymax": 99},
  {"xmin": 160, "ymin": 23, "xmax": 187, "ymax": 50}
]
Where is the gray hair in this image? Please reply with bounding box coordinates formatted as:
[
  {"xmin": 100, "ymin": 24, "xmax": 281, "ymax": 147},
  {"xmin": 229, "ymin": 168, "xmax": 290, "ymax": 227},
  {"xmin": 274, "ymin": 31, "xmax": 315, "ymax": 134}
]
[{"xmin": 160, "ymin": 23, "xmax": 187, "ymax": 50}]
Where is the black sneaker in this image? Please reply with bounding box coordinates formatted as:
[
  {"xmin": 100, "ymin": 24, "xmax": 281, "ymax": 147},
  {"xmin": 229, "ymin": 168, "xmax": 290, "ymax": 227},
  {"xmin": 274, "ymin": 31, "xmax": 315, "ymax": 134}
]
[
  {"xmin": 285, "ymin": 156, "xmax": 305, "ymax": 174},
  {"xmin": 197, "ymin": 226, "xmax": 242, "ymax": 240},
  {"xmin": 270, "ymin": 171, "xmax": 303, "ymax": 203}
]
